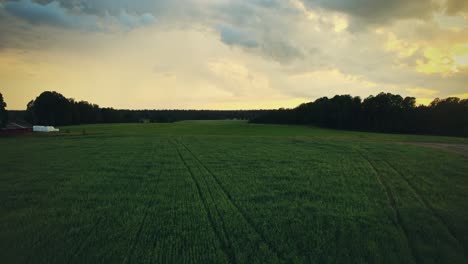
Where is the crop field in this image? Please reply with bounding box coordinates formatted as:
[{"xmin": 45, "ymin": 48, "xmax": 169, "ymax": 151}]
[{"xmin": 1, "ymin": 121, "xmax": 468, "ymax": 263}]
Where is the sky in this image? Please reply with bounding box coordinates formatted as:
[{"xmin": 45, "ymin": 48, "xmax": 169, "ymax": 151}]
[{"xmin": 0, "ymin": 0, "xmax": 467, "ymax": 110}]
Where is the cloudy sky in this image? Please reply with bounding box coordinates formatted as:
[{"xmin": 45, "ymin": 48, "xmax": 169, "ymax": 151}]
[{"xmin": 1, "ymin": 0, "xmax": 467, "ymax": 110}]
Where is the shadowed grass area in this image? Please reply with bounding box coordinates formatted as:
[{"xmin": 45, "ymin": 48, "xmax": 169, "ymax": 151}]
[{"xmin": 1, "ymin": 121, "xmax": 467, "ymax": 263}]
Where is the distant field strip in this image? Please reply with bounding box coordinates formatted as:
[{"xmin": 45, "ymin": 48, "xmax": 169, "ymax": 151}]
[{"xmin": 1, "ymin": 121, "xmax": 467, "ymax": 263}]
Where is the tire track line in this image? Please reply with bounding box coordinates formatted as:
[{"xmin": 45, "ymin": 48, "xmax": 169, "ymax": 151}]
[
  {"xmin": 357, "ymin": 150, "xmax": 419, "ymax": 264},
  {"xmin": 171, "ymin": 140, "xmax": 236, "ymax": 264},
  {"xmin": 147, "ymin": 139, "xmax": 170, "ymax": 264},
  {"xmin": 66, "ymin": 218, "xmax": 103, "ymax": 264},
  {"xmin": 70, "ymin": 140, "xmax": 153, "ymax": 264},
  {"xmin": 24, "ymin": 228, "xmax": 61, "ymax": 264},
  {"xmin": 124, "ymin": 141, "xmax": 164, "ymax": 264},
  {"xmin": 177, "ymin": 139, "xmax": 285, "ymax": 261},
  {"xmin": 383, "ymin": 159, "xmax": 466, "ymax": 254},
  {"xmin": 123, "ymin": 205, "xmax": 151, "ymax": 264},
  {"xmin": 194, "ymin": 157, "xmax": 238, "ymax": 264}
]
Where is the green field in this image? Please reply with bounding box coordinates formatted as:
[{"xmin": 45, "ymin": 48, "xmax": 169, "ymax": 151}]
[{"xmin": 1, "ymin": 121, "xmax": 467, "ymax": 263}]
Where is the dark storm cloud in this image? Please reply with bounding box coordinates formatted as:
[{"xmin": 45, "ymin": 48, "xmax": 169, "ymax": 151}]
[
  {"xmin": 303, "ymin": 0, "xmax": 438, "ymax": 24},
  {"xmin": 27, "ymin": 0, "xmax": 174, "ymax": 16},
  {"xmin": 0, "ymin": 0, "xmax": 157, "ymax": 51},
  {"xmin": 259, "ymin": 38, "xmax": 304, "ymax": 63},
  {"xmin": 217, "ymin": 23, "xmax": 303, "ymax": 63},
  {"xmin": 1, "ymin": 0, "xmax": 156, "ymax": 30},
  {"xmin": 2, "ymin": 0, "xmax": 99, "ymax": 29},
  {"xmin": 211, "ymin": 1, "xmax": 303, "ymax": 63},
  {"xmin": 445, "ymin": 0, "xmax": 468, "ymax": 15},
  {"xmin": 218, "ymin": 25, "xmax": 258, "ymax": 48}
]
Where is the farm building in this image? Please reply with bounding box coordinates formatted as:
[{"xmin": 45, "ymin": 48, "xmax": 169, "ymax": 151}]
[
  {"xmin": 0, "ymin": 122, "xmax": 33, "ymax": 135},
  {"xmin": 33, "ymin": 126, "xmax": 60, "ymax": 132}
]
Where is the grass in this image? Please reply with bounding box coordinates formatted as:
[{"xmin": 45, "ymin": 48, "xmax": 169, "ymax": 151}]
[{"xmin": 1, "ymin": 120, "xmax": 467, "ymax": 263}]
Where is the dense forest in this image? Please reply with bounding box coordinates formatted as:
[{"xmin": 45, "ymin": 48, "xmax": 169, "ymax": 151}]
[
  {"xmin": 22, "ymin": 91, "xmax": 266, "ymax": 125},
  {"xmin": 3, "ymin": 91, "xmax": 467, "ymax": 137},
  {"xmin": 0, "ymin": 92, "xmax": 7, "ymax": 128},
  {"xmin": 251, "ymin": 93, "xmax": 468, "ymax": 137}
]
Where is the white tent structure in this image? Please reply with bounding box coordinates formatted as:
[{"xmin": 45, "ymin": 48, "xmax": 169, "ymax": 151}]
[{"xmin": 33, "ymin": 126, "xmax": 60, "ymax": 132}]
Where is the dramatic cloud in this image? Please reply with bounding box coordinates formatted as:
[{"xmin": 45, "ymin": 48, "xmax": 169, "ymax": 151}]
[
  {"xmin": 3, "ymin": 0, "xmax": 99, "ymax": 29},
  {"xmin": 0, "ymin": 0, "xmax": 467, "ymax": 109},
  {"xmin": 218, "ymin": 25, "xmax": 258, "ymax": 48},
  {"xmin": 302, "ymin": 0, "xmax": 438, "ymax": 25},
  {"xmin": 1, "ymin": 0, "xmax": 156, "ymax": 30},
  {"xmin": 445, "ymin": 0, "xmax": 468, "ymax": 15}
]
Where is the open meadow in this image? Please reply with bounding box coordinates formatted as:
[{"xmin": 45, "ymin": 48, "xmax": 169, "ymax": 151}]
[{"xmin": 1, "ymin": 120, "xmax": 467, "ymax": 263}]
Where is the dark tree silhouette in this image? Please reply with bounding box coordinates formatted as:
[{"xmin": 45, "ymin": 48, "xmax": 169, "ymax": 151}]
[
  {"xmin": 22, "ymin": 90, "xmax": 467, "ymax": 137},
  {"xmin": 0, "ymin": 92, "xmax": 7, "ymax": 128},
  {"xmin": 26, "ymin": 91, "xmax": 73, "ymax": 126},
  {"xmin": 252, "ymin": 92, "xmax": 468, "ymax": 137},
  {"xmin": 24, "ymin": 91, "xmax": 268, "ymax": 126}
]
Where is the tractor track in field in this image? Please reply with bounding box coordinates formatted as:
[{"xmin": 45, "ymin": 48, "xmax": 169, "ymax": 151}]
[
  {"xmin": 124, "ymin": 141, "xmax": 165, "ymax": 264},
  {"xmin": 67, "ymin": 141, "xmax": 157, "ymax": 264},
  {"xmin": 382, "ymin": 159, "xmax": 467, "ymax": 255},
  {"xmin": 66, "ymin": 218, "xmax": 103, "ymax": 264},
  {"xmin": 357, "ymin": 150, "xmax": 419, "ymax": 264},
  {"xmin": 172, "ymin": 140, "xmax": 237, "ymax": 264},
  {"xmin": 195, "ymin": 157, "xmax": 238, "ymax": 264},
  {"xmin": 24, "ymin": 228, "xmax": 62, "ymax": 264},
  {"xmin": 123, "ymin": 203, "xmax": 151, "ymax": 264},
  {"xmin": 177, "ymin": 139, "xmax": 285, "ymax": 262}
]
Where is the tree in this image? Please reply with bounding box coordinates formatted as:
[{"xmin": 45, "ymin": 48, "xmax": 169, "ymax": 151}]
[
  {"xmin": 26, "ymin": 91, "xmax": 73, "ymax": 126},
  {"xmin": 251, "ymin": 92, "xmax": 467, "ymax": 137},
  {"xmin": 0, "ymin": 92, "xmax": 8, "ymax": 128}
]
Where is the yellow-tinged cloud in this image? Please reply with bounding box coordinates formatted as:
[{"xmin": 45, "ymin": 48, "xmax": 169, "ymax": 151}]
[
  {"xmin": 290, "ymin": 0, "xmax": 317, "ymax": 21},
  {"xmin": 332, "ymin": 15, "xmax": 348, "ymax": 32},
  {"xmin": 434, "ymin": 14, "xmax": 468, "ymax": 30},
  {"xmin": 290, "ymin": 0, "xmax": 348, "ymax": 32},
  {"xmin": 453, "ymin": 44, "xmax": 468, "ymax": 65},
  {"xmin": 2, "ymin": 1, "xmax": 468, "ymax": 111},
  {"xmin": 415, "ymin": 93, "xmax": 467, "ymax": 106},
  {"xmin": 416, "ymin": 44, "xmax": 468, "ymax": 75},
  {"xmin": 287, "ymin": 69, "xmax": 379, "ymax": 99},
  {"xmin": 416, "ymin": 98, "xmax": 435, "ymax": 105},
  {"xmin": 384, "ymin": 32, "xmax": 419, "ymax": 58},
  {"xmin": 211, "ymin": 97, "xmax": 309, "ymax": 110},
  {"xmin": 407, "ymin": 88, "xmax": 439, "ymax": 105},
  {"xmin": 406, "ymin": 87, "xmax": 439, "ymax": 96},
  {"xmin": 207, "ymin": 59, "xmax": 271, "ymax": 97},
  {"xmin": 450, "ymin": 93, "xmax": 468, "ymax": 98}
]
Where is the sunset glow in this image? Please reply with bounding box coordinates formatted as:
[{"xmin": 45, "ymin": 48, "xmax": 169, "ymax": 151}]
[{"xmin": 1, "ymin": 0, "xmax": 467, "ymax": 109}]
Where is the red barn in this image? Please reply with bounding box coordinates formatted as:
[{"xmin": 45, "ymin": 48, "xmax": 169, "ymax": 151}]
[{"xmin": 0, "ymin": 122, "xmax": 33, "ymax": 135}]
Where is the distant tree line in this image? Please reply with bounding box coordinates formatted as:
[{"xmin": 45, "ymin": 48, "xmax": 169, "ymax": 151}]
[
  {"xmin": 0, "ymin": 92, "xmax": 8, "ymax": 128},
  {"xmin": 10, "ymin": 91, "xmax": 468, "ymax": 137},
  {"xmin": 24, "ymin": 91, "xmax": 267, "ymax": 126},
  {"xmin": 251, "ymin": 93, "xmax": 468, "ymax": 137}
]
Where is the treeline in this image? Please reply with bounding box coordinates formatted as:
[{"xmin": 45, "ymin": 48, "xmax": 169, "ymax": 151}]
[
  {"xmin": 0, "ymin": 92, "xmax": 7, "ymax": 127},
  {"xmin": 251, "ymin": 93, "xmax": 468, "ymax": 137},
  {"xmin": 11, "ymin": 91, "xmax": 468, "ymax": 137},
  {"xmin": 24, "ymin": 91, "xmax": 267, "ymax": 126}
]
